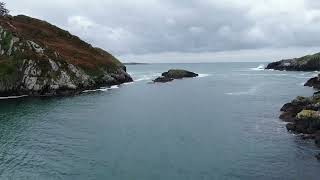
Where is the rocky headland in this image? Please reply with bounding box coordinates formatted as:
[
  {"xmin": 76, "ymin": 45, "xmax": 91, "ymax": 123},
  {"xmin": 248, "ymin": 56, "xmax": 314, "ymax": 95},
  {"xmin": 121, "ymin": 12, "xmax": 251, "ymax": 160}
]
[
  {"xmin": 0, "ymin": 15, "xmax": 132, "ymax": 97},
  {"xmin": 267, "ymin": 53, "xmax": 320, "ymax": 159},
  {"xmin": 153, "ymin": 69, "xmax": 198, "ymax": 83},
  {"xmin": 266, "ymin": 53, "xmax": 320, "ymax": 71}
]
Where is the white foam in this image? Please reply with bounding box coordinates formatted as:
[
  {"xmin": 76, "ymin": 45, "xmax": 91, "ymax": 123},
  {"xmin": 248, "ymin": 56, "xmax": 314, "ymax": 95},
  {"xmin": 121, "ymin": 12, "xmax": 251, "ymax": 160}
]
[
  {"xmin": 82, "ymin": 85, "xmax": 119, "ymax": 93},
  {"xmin": 135, "ymin": 76, "xmax": 153, "ymax": 82},
  {"xmin": 109, "ymin": 85, "xmax": 119, "ymax": 89},
  {"xmin": 0, "ymin": 95, "xmax": 28, "ymax": 100},
  {"xmin": 198, "ymin": 74, "xmax": 211, "ymax": 78},
  {"xmin": 133, "ymin": 73, "xmax": 161, "ymax": 82},
  {"xmin": 250, "ymin": 64, "xmax": 265, "ymax": 71}
]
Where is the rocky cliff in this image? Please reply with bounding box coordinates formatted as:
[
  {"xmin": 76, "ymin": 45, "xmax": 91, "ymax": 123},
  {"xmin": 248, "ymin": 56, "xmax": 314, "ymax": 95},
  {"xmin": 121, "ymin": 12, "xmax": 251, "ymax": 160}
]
[
  {"xmin": 266, "ymin": 53, "xmax": 320, "ymax": 71},
  {"xmin": 0, "ymin": 15, "xmax": 132, "ymax": 96}
]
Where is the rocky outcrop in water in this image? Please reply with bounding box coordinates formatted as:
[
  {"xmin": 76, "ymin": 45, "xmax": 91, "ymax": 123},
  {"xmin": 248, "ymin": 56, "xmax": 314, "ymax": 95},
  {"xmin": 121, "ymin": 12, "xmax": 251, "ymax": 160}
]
[
  {"xmin": 0, "ymin": 15, "xmax": 132, "ymax": 96},
  {"xmin": 153, "ymin": 69, "xmax": 198, "ymax": 83},
  {"xmin": 266, "ymin": 53, "xmax": 320, "ymax": 71},
  {"xmin": 279, "ymin": 92, "xmax": 320, "ymax": 158},
  {"xmin": 305, "ymin": 75, "xmax": 320, "ymax": 89}
]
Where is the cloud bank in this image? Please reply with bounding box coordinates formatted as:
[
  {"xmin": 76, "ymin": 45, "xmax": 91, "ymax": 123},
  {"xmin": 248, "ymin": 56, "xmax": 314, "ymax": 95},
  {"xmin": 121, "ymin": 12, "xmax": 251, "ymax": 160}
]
[{"xmin": 6, "ymin": 0, "xmax": 320, "ymax": 62}]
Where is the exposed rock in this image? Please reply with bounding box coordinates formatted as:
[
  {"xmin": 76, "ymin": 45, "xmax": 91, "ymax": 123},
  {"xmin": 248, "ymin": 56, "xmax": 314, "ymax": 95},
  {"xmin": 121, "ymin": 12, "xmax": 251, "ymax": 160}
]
[
  {"xmin": 153, "ymin": 76, "xmax": 174, "ymax": 83},
  {"xmin": 162, "ymin": 69, "xmax": 199, "ymax": 79},
  {"xmin": 153, "ymin": 69, "xmax": 198, "ymax": 83},
  {"xmin": 315, "ymin": 132, "xmax": 320, "ymax": 147},
  {"xmin": 279, "ymin": 96, "xmax": 313, "ymax": 122},
  {"xmin": 283, "ymin": 97, "xmax": 320, "ymax": 134},
  {"xmin": 0, "ymin": 15, "xmax": 132, "ymax": 96},
  {"xmin": 316, "ymin": 153, "xmax": 320, "ymax": 160},
  {"xmin": 266, "ymin": 53, "xmax": 320, "ymax": 71},
  {"xmin": 305, "ymin": 75, "xmax": 320, "ymax": 89}
]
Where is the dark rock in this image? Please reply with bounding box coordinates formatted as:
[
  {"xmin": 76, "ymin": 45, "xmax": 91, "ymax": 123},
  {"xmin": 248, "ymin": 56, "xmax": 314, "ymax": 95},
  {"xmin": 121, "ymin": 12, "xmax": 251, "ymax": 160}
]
[
  {"xmin": 153, "ymin": 69, "xmax": 198, "ymax": 83},
  {"xmin": 286, "ymin": 123, "xmax": 296, "ymax": 131},
  {"xmin": 315, "ymin": 132, "xmax": 320, "ymax": 147},
  {"xmin": 301, "ymin": 134, "xmax": 316, "ymax": 140},
  {"xmin": 315, "ymin": 153, "xmax": 320, "ymax": 160},
  {"xmin": 305, "ymin": 75, "xmax": 320, "ymax": 89},
  {"xmin": 153, "ymin": 77, "xmax": 174, "ymax": 83},
  {"xmin": 290, "ymin": 110, "xmax": 320, "ymax": 134},
  {"xmin": 280, "ymin": 112, "xmax": 296, "ymax": 122},
  {"xmin": 279, "ymin": 97, "xmax": 314, "ymax": 122},
  {"xmin": 266, "ymin": 53, "xmax": 320, "ymax": 71},
  {"xmin": 162, "ymin": 69, "xmax": 199, "ymax": 79},
  {"xmin": 314, "ymin": 91, "xmax": 320, "ymax": 95}
]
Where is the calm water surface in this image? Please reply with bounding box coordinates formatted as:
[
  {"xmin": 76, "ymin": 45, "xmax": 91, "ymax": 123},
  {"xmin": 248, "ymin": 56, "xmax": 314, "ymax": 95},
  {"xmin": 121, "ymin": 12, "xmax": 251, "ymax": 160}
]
[{"xmin": 0, "ymin": 63, "xmax": 319, "ymax": 179}]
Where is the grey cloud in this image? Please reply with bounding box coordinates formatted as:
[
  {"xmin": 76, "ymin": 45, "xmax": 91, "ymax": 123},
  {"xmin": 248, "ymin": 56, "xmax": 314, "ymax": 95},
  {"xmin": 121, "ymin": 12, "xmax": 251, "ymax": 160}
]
[{"xmin": 6, "ymin": 0, "xmax": 320, "ymax": 57}]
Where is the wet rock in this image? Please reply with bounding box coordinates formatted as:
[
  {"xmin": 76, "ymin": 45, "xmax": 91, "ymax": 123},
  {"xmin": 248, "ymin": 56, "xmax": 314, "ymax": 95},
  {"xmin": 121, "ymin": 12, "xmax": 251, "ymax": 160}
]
[
  {"xmin": 305, "ymin": 75, "xmax": 320, "ymax": 89},
  {"xmin": 162, "ymin": 69, "xmax": 199, "ymax": 79},
  {"xmin": 153, "ymin": 76, "xmax": 174, "ymax": 83},
  {"xmin": 315, "ymin": 132, "xmax": 320, "ymax": 147},
  {"xmin": 286, "ymin": 123, "xmax": 296, "ymax": 131},
  {"xmin": 153, "ymin": 69, "xmax": 198, "ymax": 83}
]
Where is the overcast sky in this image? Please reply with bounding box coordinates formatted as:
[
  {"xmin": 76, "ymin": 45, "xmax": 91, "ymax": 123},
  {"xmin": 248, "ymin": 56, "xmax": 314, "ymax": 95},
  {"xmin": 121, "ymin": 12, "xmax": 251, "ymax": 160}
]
[{"xmin": 6, "ymin": 0, "xmax": 320, "ymax": 63}]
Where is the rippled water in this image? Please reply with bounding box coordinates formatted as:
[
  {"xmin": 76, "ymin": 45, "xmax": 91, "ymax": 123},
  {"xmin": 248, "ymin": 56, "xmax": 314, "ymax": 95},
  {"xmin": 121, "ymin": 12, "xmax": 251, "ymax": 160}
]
[{"xmin": 0, "ymin": 63, "xmax": 319, "ymax": 179}]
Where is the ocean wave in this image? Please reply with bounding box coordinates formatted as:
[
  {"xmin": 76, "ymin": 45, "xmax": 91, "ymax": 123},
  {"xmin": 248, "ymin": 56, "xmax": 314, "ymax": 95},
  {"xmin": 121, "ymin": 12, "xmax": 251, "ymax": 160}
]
[
  {"xmin": 250, "ymin": 64, "xmax": 265, "ymax": 71},
  {"xmin": 133, "ymin": 73, "xmax": 161, "ymax": 82},
  {"xmin": 0, "ymin": 95, "xmax": 28, "ymax": 100},
  {"xmin": 135, "ymin": 76, "xmax": 154, "ymax": 82},
  {"xmin": 82, "ymin": 85, "xmax": 119, "ymax": 93}
]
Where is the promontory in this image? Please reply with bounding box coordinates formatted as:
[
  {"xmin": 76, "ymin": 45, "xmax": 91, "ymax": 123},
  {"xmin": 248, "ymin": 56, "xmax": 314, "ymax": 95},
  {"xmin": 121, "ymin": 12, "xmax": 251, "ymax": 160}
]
[{"xmin": 0, "ymin": 15, "xmax": 132, "ymax": 97}]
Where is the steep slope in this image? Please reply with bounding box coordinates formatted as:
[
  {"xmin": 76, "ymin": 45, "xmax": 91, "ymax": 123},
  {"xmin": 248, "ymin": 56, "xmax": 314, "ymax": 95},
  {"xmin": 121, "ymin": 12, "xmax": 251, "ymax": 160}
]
[
  {"xmin": 266, "ymin": 53, "xmax": 320, "ymax": 71},
  {"xmin": 0, "ymin": 15, "xmax": 132, "ymax": 96}
]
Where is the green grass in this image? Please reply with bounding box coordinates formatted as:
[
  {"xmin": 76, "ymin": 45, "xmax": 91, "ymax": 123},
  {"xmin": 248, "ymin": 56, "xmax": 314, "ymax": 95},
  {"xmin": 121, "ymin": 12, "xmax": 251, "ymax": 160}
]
[
  {"xmin": 0, "ymin": 59, "xmax": 17, "ymax": 78},
  {"xmin": 1, "ymin": 31, "xmax": 13, "ymax": 52}
]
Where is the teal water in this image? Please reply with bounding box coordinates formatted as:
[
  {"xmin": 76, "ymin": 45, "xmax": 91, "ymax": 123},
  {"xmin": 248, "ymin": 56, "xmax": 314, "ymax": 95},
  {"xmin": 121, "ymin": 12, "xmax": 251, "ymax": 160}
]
[{"xmin": 0, "ymin": 63, "xmax": 319, "ymax": 179}]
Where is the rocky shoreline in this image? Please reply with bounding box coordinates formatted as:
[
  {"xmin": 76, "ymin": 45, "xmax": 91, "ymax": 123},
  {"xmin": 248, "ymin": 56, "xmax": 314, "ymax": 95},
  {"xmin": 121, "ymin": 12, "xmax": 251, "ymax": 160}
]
[{"xmin": 267, "ymin": 53, "xmax": 320, "ymax": 160}]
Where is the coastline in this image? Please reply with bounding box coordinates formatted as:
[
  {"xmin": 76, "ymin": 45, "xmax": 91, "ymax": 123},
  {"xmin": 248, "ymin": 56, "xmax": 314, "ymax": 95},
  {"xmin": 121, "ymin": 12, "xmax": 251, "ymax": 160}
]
[{"xmin": 266, "ymin": 56, "xmax": 320, "ymax": 160}]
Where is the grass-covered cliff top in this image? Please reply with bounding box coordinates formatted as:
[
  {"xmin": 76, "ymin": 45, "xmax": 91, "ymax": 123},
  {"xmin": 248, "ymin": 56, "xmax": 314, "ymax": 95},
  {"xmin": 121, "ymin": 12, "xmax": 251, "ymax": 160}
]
[{"xmin": 295, "ymin": 52, "xmax": 320, "ymax": 63}]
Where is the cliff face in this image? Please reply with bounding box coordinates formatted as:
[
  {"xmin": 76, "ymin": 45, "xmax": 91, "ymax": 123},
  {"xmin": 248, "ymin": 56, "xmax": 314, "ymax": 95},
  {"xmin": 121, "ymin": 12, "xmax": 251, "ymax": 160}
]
[
  {"xmin": 0, "ymin": 15, "xmax": 132, "ymax": 96},
  {"xmin": 266, "ymin": 53, "xmax": 320, "ymax": 71}
]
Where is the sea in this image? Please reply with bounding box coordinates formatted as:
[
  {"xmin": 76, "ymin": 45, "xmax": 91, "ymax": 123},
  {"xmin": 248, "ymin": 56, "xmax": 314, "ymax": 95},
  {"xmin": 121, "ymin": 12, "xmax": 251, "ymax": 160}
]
[{"xmin": 0, "ymin": 62, "xmax": 319, "ymax": 180}]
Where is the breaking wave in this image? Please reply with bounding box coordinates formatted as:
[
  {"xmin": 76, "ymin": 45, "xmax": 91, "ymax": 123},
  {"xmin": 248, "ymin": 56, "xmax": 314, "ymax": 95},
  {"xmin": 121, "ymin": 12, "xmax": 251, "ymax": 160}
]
[
  {"xmin": 82, "ymin": 85, "xmax": 119, "ymax": 93},
  {"xmin": 250, "ymin": 64, "xmax": 265, "ymax": 71},
  {"xmin": 198, "ymin": 74, "xmax": 211, "ymax": 78}
]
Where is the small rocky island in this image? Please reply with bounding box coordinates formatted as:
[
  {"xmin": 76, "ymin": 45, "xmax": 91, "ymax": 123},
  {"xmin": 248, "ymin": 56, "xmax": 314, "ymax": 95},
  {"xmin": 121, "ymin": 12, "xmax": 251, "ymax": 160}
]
[
  {"xmin": 153, "ymin": 69, "xmax": 199, "ymax": 83},
  {"xmin": 267, "ymin": 53, "xmax": 320, "ymax": 160},
  {"xmin": 0, "ymin": 15, "xmax": 132, "ymax": 97}
]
